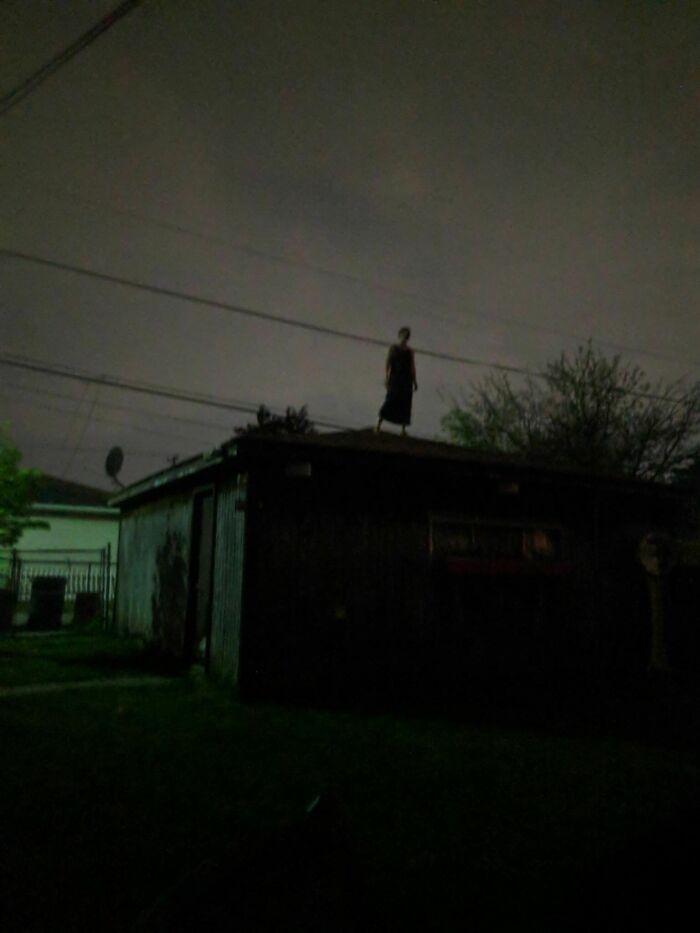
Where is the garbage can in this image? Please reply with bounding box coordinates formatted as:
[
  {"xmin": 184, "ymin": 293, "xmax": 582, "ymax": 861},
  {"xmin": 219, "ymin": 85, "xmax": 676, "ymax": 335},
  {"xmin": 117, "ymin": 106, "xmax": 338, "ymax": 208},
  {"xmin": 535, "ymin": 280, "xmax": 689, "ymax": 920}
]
[
  {"xmin": 0, "ymin": 588, "xmax": 15, "ymax": 631},
  {"xmin": 28, "ymin": 577, "xmax": 67, "ymax": 630},
  {"xmin": 73, "ymin": 591, "xmax": 101, "ymax": 627}
]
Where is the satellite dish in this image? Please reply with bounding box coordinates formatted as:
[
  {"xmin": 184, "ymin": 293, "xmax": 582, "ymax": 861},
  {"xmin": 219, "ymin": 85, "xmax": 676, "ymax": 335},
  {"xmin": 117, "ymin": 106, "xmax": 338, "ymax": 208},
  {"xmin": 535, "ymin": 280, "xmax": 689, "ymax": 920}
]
[{"xmin": 105, "ymin": 446, "xmax": 124, "ymax": 487}]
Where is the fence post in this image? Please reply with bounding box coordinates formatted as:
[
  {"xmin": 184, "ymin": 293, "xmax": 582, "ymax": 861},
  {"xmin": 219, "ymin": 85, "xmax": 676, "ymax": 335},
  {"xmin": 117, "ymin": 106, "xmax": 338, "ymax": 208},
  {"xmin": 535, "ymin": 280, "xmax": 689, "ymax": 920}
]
[
  {"xmin": 104, "ymin": 544, "xmax": 111, "ymax": 631},
  {"xmin": 98, "ymin": 548, "xmax": 104, "ymax": 630},
  {"xmin": 10, "ymin": 550, "xmax": 19, "ymax": 596}
]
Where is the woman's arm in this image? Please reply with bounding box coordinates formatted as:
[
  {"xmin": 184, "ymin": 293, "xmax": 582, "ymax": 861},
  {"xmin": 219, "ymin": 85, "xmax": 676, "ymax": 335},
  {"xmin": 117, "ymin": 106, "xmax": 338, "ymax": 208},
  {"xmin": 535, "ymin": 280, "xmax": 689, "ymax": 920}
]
[
  {"xmin": 411, "ymin": 350, "xmax": 418, "ymax": 390},
  {"xmin": 385, "ymin": 347, "xmax": 394, "ymax": 387}
]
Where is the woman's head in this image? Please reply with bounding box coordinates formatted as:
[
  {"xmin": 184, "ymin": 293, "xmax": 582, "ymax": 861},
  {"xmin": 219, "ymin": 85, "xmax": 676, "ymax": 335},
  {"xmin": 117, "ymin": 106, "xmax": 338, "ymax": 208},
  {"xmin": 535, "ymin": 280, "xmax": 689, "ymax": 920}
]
[{"xmin": 398, "ymin": 327, "xmax": 411, "ymax": 344}]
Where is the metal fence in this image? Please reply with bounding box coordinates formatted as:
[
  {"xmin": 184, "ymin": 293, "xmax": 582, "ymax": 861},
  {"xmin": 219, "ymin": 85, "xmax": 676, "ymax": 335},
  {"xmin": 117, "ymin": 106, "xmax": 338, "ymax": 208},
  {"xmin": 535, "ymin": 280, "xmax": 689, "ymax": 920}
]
[{"xmin": 0, "ymin": 545, "xmax": 116, "ymax": 626}]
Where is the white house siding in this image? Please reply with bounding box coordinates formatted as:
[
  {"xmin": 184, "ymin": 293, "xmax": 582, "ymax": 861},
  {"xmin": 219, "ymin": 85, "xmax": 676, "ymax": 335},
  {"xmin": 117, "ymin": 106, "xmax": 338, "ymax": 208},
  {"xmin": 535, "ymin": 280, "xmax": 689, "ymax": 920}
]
[{"xmin": 17, "ymin": 509, "xmax": 119, "ymax": 554}]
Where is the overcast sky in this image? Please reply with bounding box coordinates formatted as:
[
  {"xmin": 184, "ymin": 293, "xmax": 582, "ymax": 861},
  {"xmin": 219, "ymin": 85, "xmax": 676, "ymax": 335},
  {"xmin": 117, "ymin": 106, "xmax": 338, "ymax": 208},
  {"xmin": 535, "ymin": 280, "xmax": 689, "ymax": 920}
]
[{"xmin": 1, "ymin": 0, "xmax": 697, "ymax": 488}]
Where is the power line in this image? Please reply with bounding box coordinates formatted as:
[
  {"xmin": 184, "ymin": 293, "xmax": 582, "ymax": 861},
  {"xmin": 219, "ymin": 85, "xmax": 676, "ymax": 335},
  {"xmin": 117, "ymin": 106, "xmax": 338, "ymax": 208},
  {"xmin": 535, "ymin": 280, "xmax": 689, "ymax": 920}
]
[
  {"xmin": 0, "ymin": 353, "xmax": 362, "ymax": 431},
  {"xmin": 0, "ymin": 248, "xmax": 535, "ymax": 378},
  {"xmin": 0, "ymin": 0, "xmax": 145, "ymax": 117},
  {"xmin": 62, "ymin": 386, "xmax": 101, "ymax": 478},
  {"xmin": 15, "ymin": 186, "xmax": 559, "ymax": 342},
  {"xmin": 1, "ymin": 0, "xmax": 693, "ymax": 376},
  {"xmin": 29, "ymin": 182, "xmax": 700, "ymax": 373},
  {"xmin": 0, "ymin": 387, "xmax": 229, "ymax": 444},
  {"xmin": 0, "ymin": 379, "xmax": 239, "ymax": 433},
  {"xmin": 3, "ymin": 386, "xmax": 323, "ymax": 472},
  {"xmin": 54, "ymin": 378, "xmax": 90, "ymax": 469},
  {"xmin": 0, "ymin": 356, "xmax": 364, "ymax": 473},
  {"xmin": 2, "ymin": 249, "xmax": 694, "ymax": 406},
  {"xmin": 21, "ymin": 442, "xmax": 165, "ymax": 458}
]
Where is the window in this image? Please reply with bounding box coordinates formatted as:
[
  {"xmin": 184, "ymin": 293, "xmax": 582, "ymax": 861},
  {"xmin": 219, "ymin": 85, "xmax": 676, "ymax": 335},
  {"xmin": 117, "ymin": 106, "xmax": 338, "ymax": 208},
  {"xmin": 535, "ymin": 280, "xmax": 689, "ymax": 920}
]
[{"xmin": 430, "ymin": 517, "xmax": 564, "ymax": 562}]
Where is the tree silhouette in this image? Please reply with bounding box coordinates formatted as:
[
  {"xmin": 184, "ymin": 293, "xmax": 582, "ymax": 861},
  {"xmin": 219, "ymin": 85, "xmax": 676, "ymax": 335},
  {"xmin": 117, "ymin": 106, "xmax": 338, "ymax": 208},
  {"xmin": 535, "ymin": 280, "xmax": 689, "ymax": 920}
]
[
  {"xmin": 442, "ymin": 341, "xmax": 700, "ymax": 482},
  {"xmin": 235, "ymin": 405, "xmax": 316, "ymax": 437}
]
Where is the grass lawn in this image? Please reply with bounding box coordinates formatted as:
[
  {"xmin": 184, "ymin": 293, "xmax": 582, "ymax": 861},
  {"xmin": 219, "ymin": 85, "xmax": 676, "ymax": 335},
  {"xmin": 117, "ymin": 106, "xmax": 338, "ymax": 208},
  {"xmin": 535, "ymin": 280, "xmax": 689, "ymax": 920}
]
[
  {"xmin": 1, "ymin": 637, "xmax": 699, "ymax": 931},
  {"xmin": 0, "ymin": 630, "xmax": 174, "ymax": 689}
]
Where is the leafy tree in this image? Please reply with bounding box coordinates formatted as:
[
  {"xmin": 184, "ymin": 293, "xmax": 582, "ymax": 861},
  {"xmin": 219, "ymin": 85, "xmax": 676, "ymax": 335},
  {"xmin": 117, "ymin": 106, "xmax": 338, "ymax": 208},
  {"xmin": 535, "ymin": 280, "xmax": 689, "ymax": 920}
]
[
  {"xmin": 0, "ymin": 429, "xmax": 45, "ymax": 548},
  {"xmin": 441, "ymin": 341, "xmax": 700, "ymax": 482},
  {"xmin": 234, "ymin": 404, "xmax": 316, "ymax": 437}
]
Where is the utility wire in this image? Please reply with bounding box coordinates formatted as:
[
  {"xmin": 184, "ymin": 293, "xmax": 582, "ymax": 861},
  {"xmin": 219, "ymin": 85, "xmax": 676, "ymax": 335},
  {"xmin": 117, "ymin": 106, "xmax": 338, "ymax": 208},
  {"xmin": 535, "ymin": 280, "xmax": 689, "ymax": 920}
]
[
  {"xmin": 0, "ymin": 248, "xmax": 535, "ymax": 378},
  {"xmin": 54, "ymin": 379, "xmax": 90, "ymax": 470},
  {"xmin": 0, "ymin": 388, "xmax": 230, "ymax": 444},
  {"xmin": 1, "ymin": 248, "xmax": 693, "ymax": 405},
  {"xmin": 1, "ymin": 366, "xmax": 361, "ymax": 472},
  {"xmin": 0, "ymin": 379, "xmax": 239, "ymax": 433},
  {"xmin": 62, "ymin": 386, "xmax": 101, "ymax": 478},
  {"xmin": 19, "ymin": 442, "xmax": 165, "ymax": 457},
  {"xmin": 28, "ymin": 182, "xmax": 700, "ymax": 372},
  {"xmin": 0, "ymin": 353, "xmax": 362, "ymax": 431},
  {"xmin": 11, "ymin": 187, "xmax": 571, "ymax": 343},
  {"xmin": 1, "ymin": 2, "xmax": 693, "ymax": 372},
  {"xmin": 0, "ymin": 0, "xmax": 145, "ymax": 117},
  {"xmin": 0, "ymin": 356, "xmax": 313, "ymax": 430}
]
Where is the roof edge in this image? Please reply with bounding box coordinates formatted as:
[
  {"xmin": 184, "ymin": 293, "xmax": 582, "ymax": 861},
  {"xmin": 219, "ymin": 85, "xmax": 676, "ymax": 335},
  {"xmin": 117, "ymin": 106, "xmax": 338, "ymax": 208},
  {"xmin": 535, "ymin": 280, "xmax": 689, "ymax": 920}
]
[
  {"xmin": 110, "ymin": 429, "xmax": 690, "ymax": 506},
  {"xmin": 109, "ymin": 451, "xmax": 224, "ymax": 507},
  {"xmin": 32, "ymin": 503, "xmax": 119, "ymax": 517}
]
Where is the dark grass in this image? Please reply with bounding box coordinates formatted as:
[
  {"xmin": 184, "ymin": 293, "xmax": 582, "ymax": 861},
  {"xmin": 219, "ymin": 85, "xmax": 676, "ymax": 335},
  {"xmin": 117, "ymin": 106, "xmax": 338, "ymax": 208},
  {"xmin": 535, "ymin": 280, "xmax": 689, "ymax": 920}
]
[
  {"xmin": 0, "ymin": 630, "xmax": 181, "ymax": 688},
  {"xmin": 1, "ymin": 665, "xmax": 700, "ymax": 931}
]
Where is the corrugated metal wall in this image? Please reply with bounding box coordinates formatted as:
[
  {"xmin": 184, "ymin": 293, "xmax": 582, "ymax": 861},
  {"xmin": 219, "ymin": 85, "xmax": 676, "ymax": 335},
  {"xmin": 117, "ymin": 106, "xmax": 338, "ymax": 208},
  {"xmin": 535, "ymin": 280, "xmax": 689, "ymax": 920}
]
[
  {"xmin": 208, "ymin": 475, "xmax": 247, "ymax": 682},
  {"xmin": 115, "ymin": 492, "xmax": 192, "ymax": 656}
]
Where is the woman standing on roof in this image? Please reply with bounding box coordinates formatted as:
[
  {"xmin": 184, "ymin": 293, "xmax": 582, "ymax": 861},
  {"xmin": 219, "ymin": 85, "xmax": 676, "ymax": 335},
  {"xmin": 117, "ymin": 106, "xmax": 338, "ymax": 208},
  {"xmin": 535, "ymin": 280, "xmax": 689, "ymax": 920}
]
[{"xmin": 376, "ymin": 327, "xmax": 417, "ymax": 436}]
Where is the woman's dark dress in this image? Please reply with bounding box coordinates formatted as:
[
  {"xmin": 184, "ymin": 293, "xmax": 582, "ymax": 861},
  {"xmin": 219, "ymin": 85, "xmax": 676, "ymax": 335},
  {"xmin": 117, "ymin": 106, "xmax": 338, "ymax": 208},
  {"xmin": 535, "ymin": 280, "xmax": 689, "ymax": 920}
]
[{"xmin": 379, "ymin": 344, "xmax": 414, "ymax": 425}]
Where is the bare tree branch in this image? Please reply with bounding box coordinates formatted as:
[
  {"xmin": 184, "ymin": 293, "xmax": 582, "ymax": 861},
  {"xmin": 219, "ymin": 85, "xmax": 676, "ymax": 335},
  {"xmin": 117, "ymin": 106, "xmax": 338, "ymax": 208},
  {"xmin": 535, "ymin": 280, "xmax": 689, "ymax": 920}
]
[{"xmin": 441, "ymin": 340, "xmax": 700, "ymax": 483}]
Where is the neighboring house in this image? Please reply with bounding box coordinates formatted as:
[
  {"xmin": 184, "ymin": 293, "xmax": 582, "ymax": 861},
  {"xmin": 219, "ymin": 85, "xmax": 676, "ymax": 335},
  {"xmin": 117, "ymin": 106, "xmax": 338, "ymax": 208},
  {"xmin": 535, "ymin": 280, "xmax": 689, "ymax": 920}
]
[
  {"xmin": 16, "ymin": 474, "xmax": 119, "ymax": 550},
  {"xmin": 1, "ymin": 475, "xmax": 120, "ymax": 615},
  {"xmin": 111, "ymin": 430, "xmax": 697, "ymax": 700}
]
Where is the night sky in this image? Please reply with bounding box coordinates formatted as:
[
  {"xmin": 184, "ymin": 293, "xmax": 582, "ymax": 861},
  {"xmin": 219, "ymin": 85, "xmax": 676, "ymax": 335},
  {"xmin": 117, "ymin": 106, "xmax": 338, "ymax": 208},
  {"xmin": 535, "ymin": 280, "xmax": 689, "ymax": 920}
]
[{"xmin": 1, "ymin": 0, "xmax": 697, "ymax": 488}]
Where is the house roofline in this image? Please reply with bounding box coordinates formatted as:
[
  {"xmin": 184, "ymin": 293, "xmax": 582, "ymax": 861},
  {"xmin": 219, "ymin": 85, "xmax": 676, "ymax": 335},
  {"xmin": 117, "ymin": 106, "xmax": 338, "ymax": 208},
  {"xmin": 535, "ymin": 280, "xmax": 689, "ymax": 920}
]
[
  {"xmin": 32, "ymin": 503, "xmax": 120, "ymax": 518},
  {"xmin": 108, "ymin": 451, "xmax": 224, "ymax": 507},
  {"xmin": 108, "ymin": 429, "xmax": 689, "ymax": 509},
  {"xmin": 223, "ymin": 430, "xmax": 687, "ymax": 492}
]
